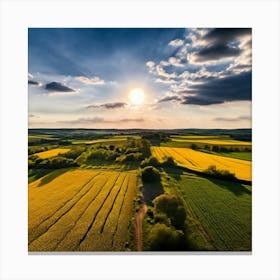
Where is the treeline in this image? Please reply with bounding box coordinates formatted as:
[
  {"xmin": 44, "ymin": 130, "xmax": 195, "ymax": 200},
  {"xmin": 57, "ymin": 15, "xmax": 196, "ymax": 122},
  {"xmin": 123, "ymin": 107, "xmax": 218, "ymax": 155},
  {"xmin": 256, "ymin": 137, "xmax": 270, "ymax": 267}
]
[
  {"xmin": 191, "ymin": 144, "xmax": 251, "ymax": 153},
  {"xmin": 28, "ymin": 147, "xmax": 85, "ymax": 169},
  {"xmin": 85, "ymin": 139, "xmax": 151, "ymax": 163}
]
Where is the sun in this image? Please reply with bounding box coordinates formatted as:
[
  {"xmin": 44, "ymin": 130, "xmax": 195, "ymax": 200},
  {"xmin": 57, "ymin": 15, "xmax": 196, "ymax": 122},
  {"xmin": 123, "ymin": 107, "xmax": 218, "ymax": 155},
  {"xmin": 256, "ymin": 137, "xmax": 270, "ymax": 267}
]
[{"xmin": 129, "ymin": 88, "xmax": 145, "ymax": 106}]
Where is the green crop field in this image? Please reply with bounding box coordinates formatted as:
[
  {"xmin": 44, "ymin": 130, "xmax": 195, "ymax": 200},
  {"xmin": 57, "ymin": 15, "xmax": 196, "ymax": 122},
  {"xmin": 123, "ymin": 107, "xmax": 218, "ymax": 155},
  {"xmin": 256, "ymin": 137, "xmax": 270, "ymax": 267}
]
[
  {"xmin": 28, "ymin": 169, "xmax": 136, "ymax": 251},
  {"xmin": 169, "ymin": 172, "xmax": 251, "ymax": 251}
]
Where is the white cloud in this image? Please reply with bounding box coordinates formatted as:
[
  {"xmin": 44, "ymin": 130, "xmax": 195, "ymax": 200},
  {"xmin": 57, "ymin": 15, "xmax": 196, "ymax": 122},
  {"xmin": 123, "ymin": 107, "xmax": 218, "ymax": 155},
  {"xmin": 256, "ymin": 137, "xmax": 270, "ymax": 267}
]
[
  {"xmin": 155, "ymin": 78, "xmax": 176, "ymax": 84},
  {"xmin": 168, "ymin": 39, "xmax": 184, "ymax": 47},
  {"xmin": 75, "ymin": 76, "xmax": 105, "ymax": 85},
  {"xmin": 156, "ymin": 65, "xmax": 177, "ymax": 78},
  {"xmin": 168, "ymin": 57, "xmax": 184, "ymax": 67},
  {"xmin": 28, "ymin": 73, "xmax": 33, "ymax": 79}
]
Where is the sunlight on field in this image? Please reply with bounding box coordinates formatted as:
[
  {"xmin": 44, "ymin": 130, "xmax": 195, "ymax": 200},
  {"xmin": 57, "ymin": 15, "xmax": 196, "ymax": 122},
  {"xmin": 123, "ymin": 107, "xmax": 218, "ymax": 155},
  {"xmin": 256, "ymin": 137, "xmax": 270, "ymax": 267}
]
[
  {"xmin": 152, "ymin": 146, "xmax": 251, "ymax": 181},
  {"xmin": 28, "ymin": 169, "xmax": 136, "ymax": 251},
  {"xmin": 34, "ymin": 148, "xmax": 71, "ymax": 159}
]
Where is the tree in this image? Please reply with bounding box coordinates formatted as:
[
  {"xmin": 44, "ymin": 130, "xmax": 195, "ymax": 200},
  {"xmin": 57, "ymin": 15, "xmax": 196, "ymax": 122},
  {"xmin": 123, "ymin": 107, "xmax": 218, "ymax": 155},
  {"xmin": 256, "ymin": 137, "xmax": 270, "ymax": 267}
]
[
  {"xmin": 141, "ymin": 166, "xmax": 161, "ymax": 182},
  {"xmin": 147, "ymin": 223, "xmax": 185, "ymax": 251},
  {"xmin": 140, "ymin": 156, "xmax": 160, "ymax": 168},
  {"xmin": 153, "ymin": 194, "xmax": 186, "ymax": 230}
]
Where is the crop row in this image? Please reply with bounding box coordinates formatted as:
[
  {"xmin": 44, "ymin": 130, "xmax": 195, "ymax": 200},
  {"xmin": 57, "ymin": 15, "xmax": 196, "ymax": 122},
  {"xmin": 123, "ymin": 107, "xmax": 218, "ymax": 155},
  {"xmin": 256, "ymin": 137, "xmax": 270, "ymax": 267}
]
[
  {"xmin": 28, "ymin": 170, "xmax": 136, "ymax": 251},
  {"xmin": 177, "ymin": 174, "xmax": 252, "ymax": 250}
]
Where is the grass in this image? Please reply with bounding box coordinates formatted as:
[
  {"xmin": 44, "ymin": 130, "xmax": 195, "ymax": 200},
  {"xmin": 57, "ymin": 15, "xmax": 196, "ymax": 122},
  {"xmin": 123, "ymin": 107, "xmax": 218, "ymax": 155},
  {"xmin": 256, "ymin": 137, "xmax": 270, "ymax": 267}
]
[
  {"xmin": 151, "ymin": 146, "xmax": 252, "ymax": 181},
  {"xmin": 28, "ymin": 169, "xmax": 137, "ymax": 251},
  {"xmin": 34, "ymin": 148, "xmax": 71, "ymax": 159},
  {"xmin": 170, "ymin": 172, "xmax": 251, "ymax": 251}
]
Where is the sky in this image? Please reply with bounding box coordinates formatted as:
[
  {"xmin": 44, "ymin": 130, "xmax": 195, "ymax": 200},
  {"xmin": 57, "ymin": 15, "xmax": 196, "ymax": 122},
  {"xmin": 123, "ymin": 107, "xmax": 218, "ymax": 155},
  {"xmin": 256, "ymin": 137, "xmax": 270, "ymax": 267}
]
[{"xmin": 28, "ymin": 28, "xmax": 252, "ymax": 129}]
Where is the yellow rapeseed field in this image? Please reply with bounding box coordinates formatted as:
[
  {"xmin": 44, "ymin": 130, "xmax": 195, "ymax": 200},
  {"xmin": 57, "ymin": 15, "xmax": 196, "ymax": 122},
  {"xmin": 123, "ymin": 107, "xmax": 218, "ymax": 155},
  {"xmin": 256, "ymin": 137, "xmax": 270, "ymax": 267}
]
[
  {"xmin": 28, "ymin": 169, "xmax": 136, "ymax": 251},
  {"xmin": 170, "ymin": 138, "xmax": 252, "ymax": 145},
  {"xmin": 151, "ymin": 146, "xmax": 251, "ymax": 181},
  {"xmin": 34, "ymin": 148, "xmax": 71, "ymax": 159}
]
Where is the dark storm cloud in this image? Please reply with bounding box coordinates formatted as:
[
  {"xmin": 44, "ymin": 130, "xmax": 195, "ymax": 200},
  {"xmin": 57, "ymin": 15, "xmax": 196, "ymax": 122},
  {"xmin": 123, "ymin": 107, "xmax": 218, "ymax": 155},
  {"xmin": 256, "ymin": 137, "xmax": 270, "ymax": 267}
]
[
  {"xmin": 28, "ymin": 80, "xmax": 39, "ymax": 85},
  {"xmin": 192, "ymin": 28, "xmax": 251, "ymax": 63},
  {"xmin": 194, "ymin": 44, "xmax": 242, "ymax": 62},
  {"xmin": 86, "ymin": 102, "xmax": 127, "ymax": 109},
  {"xmin": 162, "ymin": 71, "xmax": 251, "ymax": 106},
  {"xmin": 181, "ymin": 71, "xmax": 251, "ymax": 105},
  {"xmin": 45, "ymin": 82, "xmax": 75, "ymax": 92},
  {"xmin": 204, "ymin": 28, "xmax": 251, "ymax": 44},
  {"xmin": 214, "ymin": 115, "xmax": 251, "ymax": 122}
]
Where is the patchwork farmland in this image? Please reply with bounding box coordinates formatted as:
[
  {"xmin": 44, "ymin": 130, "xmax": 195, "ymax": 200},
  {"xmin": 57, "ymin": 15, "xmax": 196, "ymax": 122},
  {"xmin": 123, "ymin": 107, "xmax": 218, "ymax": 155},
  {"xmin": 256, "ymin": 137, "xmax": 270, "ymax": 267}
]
[
  {"xmin": 28, "ymin": 128, "xmax": 252, "ymax": 252},
  {"xmin": 28, "ymin": 169, "xmax": 136, "ymax": 251}
]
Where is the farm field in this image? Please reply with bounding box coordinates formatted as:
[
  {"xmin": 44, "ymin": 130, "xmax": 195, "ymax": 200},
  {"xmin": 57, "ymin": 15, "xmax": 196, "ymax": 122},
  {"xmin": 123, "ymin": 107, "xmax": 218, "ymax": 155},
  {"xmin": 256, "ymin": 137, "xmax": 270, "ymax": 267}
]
[
  {"xmin": 170, "ymin": 136, "xmax": 251, "ymax": 146},
  {"xmin": 171, "ymin": 172, "xmax": 251, "ymax": 251},
  {"xmin": 34, "ymin": 148, "xmax": 71, "ymax": 159},
  {"xmin": 201, "ymin": 151, "xmax": 252, "ymax": 161},
  {"xmin": 28, "ymin": 169, "xmax": 136, "ymax": 251},
  {"xmin": 151, "ymin": 146, "xmax": 251, "ymax": 181}
]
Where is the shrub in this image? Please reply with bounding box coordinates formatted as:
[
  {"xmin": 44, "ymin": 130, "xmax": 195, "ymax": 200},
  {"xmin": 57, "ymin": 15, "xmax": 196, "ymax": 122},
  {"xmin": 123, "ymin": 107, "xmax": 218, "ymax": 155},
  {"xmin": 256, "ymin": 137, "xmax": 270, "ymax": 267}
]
[
  {"xmin": 147, "ymin": 223, "xmax": 185, "ymax": 251},
  {"xmin": 140, "ymin": 156, "xmax": 160, "ymax": 168},
  {"xmin": 153, "ymin": 194, "xmax": 186, "ymax": 230},
  {"xmin": 141, "ymin": 166, "xmax": 161, "ymax": 182},
  {"xmin": 161, "ymin": 156, "xmax": 177, "ymax": 167}
]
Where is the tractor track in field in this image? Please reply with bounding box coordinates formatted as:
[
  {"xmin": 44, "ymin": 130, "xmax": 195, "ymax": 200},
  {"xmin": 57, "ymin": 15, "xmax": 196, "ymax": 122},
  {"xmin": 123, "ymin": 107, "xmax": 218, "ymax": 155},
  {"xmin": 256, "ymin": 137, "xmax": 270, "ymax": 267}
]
[
  {"xmin": 135, "ymin": 203, "xmax": 147, "ymax": 251},
  {"xmin": 28, "ymin": 172, "xmax": 101, "ymax": 244}
]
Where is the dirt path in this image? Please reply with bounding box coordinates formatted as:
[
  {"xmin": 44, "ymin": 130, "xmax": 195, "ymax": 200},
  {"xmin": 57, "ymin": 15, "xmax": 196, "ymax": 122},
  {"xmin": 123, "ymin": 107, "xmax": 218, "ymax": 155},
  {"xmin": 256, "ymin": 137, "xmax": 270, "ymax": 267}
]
[{"xmin": 135, "ymin": 204, "xmax": 148, "ymax": 251}]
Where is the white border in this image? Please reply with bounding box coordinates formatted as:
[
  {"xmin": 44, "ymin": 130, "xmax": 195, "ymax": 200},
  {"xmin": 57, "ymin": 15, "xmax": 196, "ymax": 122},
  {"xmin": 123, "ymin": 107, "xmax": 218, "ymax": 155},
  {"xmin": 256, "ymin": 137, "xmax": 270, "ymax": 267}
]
[{"xmin": 1, "ymin": 0, "xmax": 280, "ymax": 279}]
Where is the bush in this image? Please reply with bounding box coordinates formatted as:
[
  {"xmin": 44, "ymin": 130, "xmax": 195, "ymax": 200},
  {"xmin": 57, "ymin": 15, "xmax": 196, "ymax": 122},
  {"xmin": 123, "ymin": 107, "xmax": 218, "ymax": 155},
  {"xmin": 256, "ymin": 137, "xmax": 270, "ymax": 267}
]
[
  {"xmin": 204, "ymin": 165, "xmax": 237, "ymax": 180},
  {"xmin": 64, "ymin": 147, "xmax": 85, "ymax": 160},
  {"xmin": 153, "ymin": 194, "xmax": 186, "ymax": 230},
  {"xmin": 147, "ymin": 223, "xmax": 185, "ymax": 251},
  {"xmin": 141, "ymin": 166, "xmax": 161, "ymax": 182},
  {"xmin": 161, "ymin": 156, "xmax": 177, "ymax": 167},
  {"xmin": 140, "ymin": 156, "xmax": 160, "ymax": 168}
]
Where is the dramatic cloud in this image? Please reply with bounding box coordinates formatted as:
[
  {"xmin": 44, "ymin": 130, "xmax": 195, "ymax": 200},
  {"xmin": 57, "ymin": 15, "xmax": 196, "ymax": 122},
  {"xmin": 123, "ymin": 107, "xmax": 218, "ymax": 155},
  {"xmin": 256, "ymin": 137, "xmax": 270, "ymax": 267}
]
[
  {"xmin": 179, "ymin": 71, "xmax": 252, "ymax": 105},
  {"xmin": 168, "ymin": 39, "xmax": 184, "ymax": 47},
  {"xmin": 214, "ymin": 115, "xmax": 251, "ymax": 122},
  {"xmin": 158, "ymin": 95, "xmax": 182, "ymax": 103},
  {"xmin": 157, "ymin": 71, "xmax": 251, "ymax": 106},
  {"xmin": 203, "ymin": 28, "xmax": 251, "ymax": 44},
  {"xmin": 189, "ymin": 28, "xmax": 251, "ymax": 64},
  {"xmin": 28, "ymin": 80, "xmax": 39, "ymax": 85},
  {"xmin": 86, "ymin": 102, "xmax": 127, "ymax": 110},
  {"xmin": 45, "ymin": 82, "xmax": 75, "ymax": 92},
  {"xmin": 75, "ymin": 76, "xmax": 105, "ymax": 85},
  {"xmin": 191, "ymin": 44, "xmax": 242, "ymax": 63}
]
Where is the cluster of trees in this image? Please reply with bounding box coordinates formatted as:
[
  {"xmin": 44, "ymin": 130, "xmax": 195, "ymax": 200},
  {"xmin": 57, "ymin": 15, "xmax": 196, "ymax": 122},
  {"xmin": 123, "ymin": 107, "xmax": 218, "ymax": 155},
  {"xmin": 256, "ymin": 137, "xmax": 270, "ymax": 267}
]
[
  {"xmin": 28, "ymin": 155, "xmax": 78, "ymax": 169},
  {"xmin": 142, "ymin": 133, "xmax": 169, "ymax": 145},
  {"xmin": 28, "ymin": 146, "xmax": 48, "ymax": 155},
  {"xmin": 204, "ymin": 165, "xmax": 237, "ymax": 180},
  {"xmin": 86, "ymin": 139, "xmax": 151, "ymax": 163},
  {"xmin": 146, "ymin": 194, "xmax": 188, "ymax": 251},
  {"xmin": 191, "ymin": 143, "xmax": 251, "ymax": 153},
  {"xmin": 141, "ymin": 156, "xmax": 177, "ymax": 169}
]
